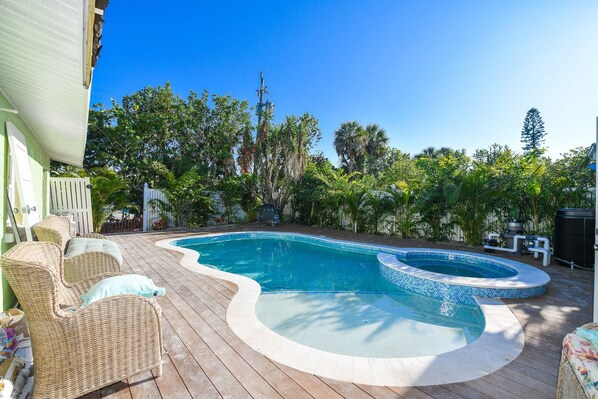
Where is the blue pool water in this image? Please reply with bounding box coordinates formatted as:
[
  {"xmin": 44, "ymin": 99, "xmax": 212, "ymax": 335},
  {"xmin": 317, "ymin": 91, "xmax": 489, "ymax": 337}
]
[
  {"xmin": 177, "ymin": 234, "xmax": 486, "ymax": 357},
  {"xmin": 400, "ymin": 255, "xmax": 517, "ymax": 278},
  {"xmin": 188, "ymin": 238, "xmax": 403, "ymax": 293}
]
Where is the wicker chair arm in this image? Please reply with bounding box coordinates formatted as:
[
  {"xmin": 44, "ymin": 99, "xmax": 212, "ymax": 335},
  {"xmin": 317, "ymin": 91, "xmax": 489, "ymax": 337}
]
[
  {"xmin": 41, "ymin": 295, "xmax": 163, "ymax": 398},
  {"xmin": 76, "ymin": 233, "xmax": 107, "ymax": 240},
  {"xmin": 33, "ymin": 226, "xmax": 66, "ymax": 247},
  {"xmin": 61, "ymin": 294, "xmax": 162, "ymax": 321},
  {"xmin": 64, "ymin": 252, "xmax": 122, "ymax": 283}
]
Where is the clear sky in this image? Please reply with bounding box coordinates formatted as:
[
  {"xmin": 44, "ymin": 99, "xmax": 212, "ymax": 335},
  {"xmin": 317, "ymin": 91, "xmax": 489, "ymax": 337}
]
[{"xmin": 90, "ymin": 1, "xmax": 598, "ymax": 163}]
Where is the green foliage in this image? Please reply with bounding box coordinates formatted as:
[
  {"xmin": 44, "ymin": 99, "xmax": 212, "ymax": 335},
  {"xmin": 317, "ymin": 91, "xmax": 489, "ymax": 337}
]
[
  {"xmin": 521, "ymin": 108, "xmax": 546, "ymax": 153},
  {"xmin": 414, "ymin": 151, "xmax": 462, "ymax": 241},
  {"xmin": 217, "ymin": 174, "xmax": 259, "ymax": 223},
  {"xmin": 448, "ymin": 161, "xmax": 495, "ymax": 245},
  {"xmin": 237, "ymin": 173, "xmax": 260, "ymax": 221},
  {"xmin": 151, "ymin": 163, "xmax": 214, "ymax": 227},
  {"xmin": 218, "ymin": 177, "xmax": 243, "ymax": 224},
  {"xmin": 386, "ymin": 182, "xmax": 421, "ymax": 238},
  {"xmin": 333, "ymin": 121, "xmax": 389, "ymax": 175},
  {"xmin": 88, "ymin": 167, "xmax": 136, "ymax": 233},
  {"xmin": 51, "ymin": 165, "xmax": 135, "ymax": 232},
  {"xmin": 291, "ymin": 159, "xmax": 335, "ymax": 226},
  {"xmin": 256, "ymin": 113, "xmax": 321, "ymax": 211},
  {"xmin": 50, "ymin": 82, "xmax": 592, "ymax": 243},
  {"xmin": 85, "ymin": 83, "xmax": 251, "ymax": 205}
]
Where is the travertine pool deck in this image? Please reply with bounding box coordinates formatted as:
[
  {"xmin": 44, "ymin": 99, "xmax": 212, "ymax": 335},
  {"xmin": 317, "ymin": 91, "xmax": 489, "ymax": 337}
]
[{"xmin": 82, "ymin": 224, "xmax": 592, "ymax": 399}]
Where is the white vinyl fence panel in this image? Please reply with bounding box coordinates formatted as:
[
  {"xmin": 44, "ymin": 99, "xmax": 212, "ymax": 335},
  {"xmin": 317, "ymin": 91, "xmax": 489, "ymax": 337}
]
[
  {"xmin": 49, "ymin": 177, "xmax": 94, "ymax": 234},
  {"xmin": 143, "ymin": 183, "xmax": 171, "ymax": 231}
]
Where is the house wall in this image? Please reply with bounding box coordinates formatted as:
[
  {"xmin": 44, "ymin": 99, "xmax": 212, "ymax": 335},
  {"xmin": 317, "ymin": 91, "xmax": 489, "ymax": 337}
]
[{"xmin": 0, "ymin": 91, "xmax": 51, "ymax": 310}]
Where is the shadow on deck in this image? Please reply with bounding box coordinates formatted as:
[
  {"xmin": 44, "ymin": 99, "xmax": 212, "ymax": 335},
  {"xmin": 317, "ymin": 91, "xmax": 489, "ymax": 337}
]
[{"xmin": 82, "ymin": 224, "xmax": 592, "ymax": 399}]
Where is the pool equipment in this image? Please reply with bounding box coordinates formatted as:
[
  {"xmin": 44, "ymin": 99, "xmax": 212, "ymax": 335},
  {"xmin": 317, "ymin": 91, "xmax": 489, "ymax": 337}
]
[
  {"xmin": 490, "ymin": 219, "xmax": 525, "ymax": 252},
  {"xmin": 257, "ymin": 204, "xmax": 279, "ymax": 226},
  {"xmin": 553, "ymin": 208, "xmax": 595, "ymax": 270},
  {"xmin": 483, "ymin": 232, "xmax": 551, "ymax": 267}
]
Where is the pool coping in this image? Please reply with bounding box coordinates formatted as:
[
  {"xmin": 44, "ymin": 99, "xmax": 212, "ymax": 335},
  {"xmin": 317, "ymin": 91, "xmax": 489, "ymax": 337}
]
[{"xmin": 156, "ymin": 231, "xmax": 526, "ymax": 386}]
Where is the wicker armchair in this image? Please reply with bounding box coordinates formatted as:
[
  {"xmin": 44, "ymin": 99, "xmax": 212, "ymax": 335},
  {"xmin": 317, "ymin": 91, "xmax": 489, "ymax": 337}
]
[
  {"xmin": 557, "ymin": 322, "xmax": 598, "ymax": 399},
  {"xmin": 1, "ymin": 241, "xmax": 163, "ymax": 399},
  {"xmin": 33, "ymin": 215, "xmax": 122, "ymax": 282}
]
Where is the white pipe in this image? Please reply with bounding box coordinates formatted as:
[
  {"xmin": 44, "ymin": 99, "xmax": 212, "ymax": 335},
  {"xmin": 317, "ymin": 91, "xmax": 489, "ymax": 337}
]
[
  {"xmin": 483, "ymin": 232, "xmax": 520, "ymax": 253},
  {"xmin": 484, "ymin": 232, "xmax": 551, "ymax": 267},
  {"xmin": 0, "ymin": 108, "xmax": 18, "ymax": 114},
  {"xmin": 525, "ymin": 236, "xmax": 551, "ymax": 267}
]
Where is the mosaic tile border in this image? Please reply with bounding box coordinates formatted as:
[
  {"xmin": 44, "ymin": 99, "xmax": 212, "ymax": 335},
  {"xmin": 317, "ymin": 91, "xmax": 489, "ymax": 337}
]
[{"xmin": 379, "ymin": 254, "xmax": 547, "ymax": 305}]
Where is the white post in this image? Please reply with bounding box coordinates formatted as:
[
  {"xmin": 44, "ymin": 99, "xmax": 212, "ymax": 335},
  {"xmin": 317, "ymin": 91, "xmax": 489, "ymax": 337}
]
[
  {"xmin": 594, "ymin": 117, "xmax": 598, "ymax": 322},
  {"xmin": 142, "ymin": 183, "xmax": 149, "ymax": 232}
]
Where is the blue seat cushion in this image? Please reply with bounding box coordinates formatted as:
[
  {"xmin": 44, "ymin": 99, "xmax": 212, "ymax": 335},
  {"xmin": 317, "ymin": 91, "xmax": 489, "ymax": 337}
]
[
  {"xmin": 81, "ymin": 274, "xmax": 166, "ymax": 306},
  {"xmin": 65, "ymin": 238, "xmax": 123, "ymax": 264}
]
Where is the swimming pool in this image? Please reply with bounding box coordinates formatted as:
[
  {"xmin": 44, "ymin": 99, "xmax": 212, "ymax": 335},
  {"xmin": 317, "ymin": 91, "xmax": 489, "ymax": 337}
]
[
  {"xmin": 159, "ymin": 232, "xmax": 532, "ymax": 386},
  {"xmin": 178, "ymin": 236, "xmax": 484, "ymax": 357}
]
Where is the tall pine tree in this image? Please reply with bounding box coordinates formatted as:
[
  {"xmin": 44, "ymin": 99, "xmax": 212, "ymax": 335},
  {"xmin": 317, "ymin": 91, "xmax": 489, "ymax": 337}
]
[{"xmin": 520, "ymin": 108, "xmax": 546, "ymax": 153}]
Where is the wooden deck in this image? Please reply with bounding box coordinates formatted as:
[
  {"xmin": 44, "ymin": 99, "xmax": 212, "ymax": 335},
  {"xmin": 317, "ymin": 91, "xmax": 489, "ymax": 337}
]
[{"xmin": 83, "ymin": 225, "xmax": 593, "ymax": 399}]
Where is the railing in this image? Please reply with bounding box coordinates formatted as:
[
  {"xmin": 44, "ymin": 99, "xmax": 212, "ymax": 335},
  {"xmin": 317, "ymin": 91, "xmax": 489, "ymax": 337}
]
[
  {"xmin": 100, "ymin": 215, "xmax": 143, "ymax": 234},
  {"xmin": 142, "ymin": 183, "xmax": 172, "ymax": 231},
  {"xmin": 49, "ymin": 177, "xmax": 93, "ymax": 234}
]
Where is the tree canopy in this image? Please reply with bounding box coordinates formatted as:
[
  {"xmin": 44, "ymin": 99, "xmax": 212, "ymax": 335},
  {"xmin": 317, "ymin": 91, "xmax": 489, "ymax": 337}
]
[
  {"xmin": 521, "ymin": 108, "xmax": 546, "ymax": 153},
  {"xmin": 52, "ymin": 83, "xmax": 592, "ymax": 241}
]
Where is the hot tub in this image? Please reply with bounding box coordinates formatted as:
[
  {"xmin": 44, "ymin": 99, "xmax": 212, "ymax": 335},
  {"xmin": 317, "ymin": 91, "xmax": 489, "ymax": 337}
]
[{"xmin": 378, "ymin": 249, "xmax": 550, "ymax": 305}]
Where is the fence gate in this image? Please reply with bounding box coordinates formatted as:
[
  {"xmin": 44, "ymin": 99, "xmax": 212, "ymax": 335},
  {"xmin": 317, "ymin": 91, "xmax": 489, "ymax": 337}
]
[
  {"xmin": 143, "ymin": 183, "xmax": 170, "ymax": 231},
  {"xmin": 49, "ymin": 177, "xmax": 94, "ymax": 234}
]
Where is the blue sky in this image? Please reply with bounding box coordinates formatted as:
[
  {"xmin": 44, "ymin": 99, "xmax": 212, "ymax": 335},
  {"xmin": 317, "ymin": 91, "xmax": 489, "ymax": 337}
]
[{"xmin": 90, "ymin": 1, "xmax": 598, "ymax": 163}]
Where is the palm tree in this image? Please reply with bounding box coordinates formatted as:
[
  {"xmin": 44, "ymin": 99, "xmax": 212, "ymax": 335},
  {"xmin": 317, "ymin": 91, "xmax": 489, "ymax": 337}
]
[
  {"xmin": 88, "ymin": 167, "xmax": 137, "ymax": 232},
  {"xmin": 414, "ymin": 146, "xmax": 452, "ymax": 159},
  {"xmin": 343, "ymin": 180, "xmax": 367, "ymax": 233},
  {"xmin": 363, "ymin": 123, "xmax": 389, "ymax": 173},
  {"xmin": 333, "ymin": 121, "xmax": 366, "ymax": 173}
]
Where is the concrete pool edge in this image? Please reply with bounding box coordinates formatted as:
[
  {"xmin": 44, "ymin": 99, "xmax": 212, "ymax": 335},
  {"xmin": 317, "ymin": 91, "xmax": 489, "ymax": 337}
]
[{"xmin": 156, "ymin": 232, "xmax": 525, "ymax": 387}]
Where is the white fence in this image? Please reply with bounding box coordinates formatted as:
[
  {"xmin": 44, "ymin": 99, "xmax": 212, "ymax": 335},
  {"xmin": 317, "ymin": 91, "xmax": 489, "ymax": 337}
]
[
  {"xmin": 49, "ymin": 177, "xmax": 94, "ymax": 234},
  {"xmin": 142, "ymin": 185, "xmax": 250, "ymax": 231},
  {"xmin": 143, "ymin": 183, "xmax": 171, "ymax": 232},
  {"xmin": 333, "ymin": 211, "xmax": 528, "ymax": 242}
]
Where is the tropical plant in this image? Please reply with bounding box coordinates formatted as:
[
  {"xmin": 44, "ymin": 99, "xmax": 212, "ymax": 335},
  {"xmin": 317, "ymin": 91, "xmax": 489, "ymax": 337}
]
[
  {"xmin": 414, "ymin": 146, "xmax": 454, "ymax": 159},
  {"xmin": 218, "ymin": 177, "xmax": 243, "ymax": 224},
  {"xmin": 317, "ymin": 167, "xmax": 360, "ymax": 228},
  {"xmin": 237, "ymin": 173, "xmax": 260, "ymax": 221},
  {"xmin": 334, "ymin": 121, "xmax": 366, "ymax": 174},
  {"xmin": 85, "ymin": 83, "xmax": 252, "ymax": 206},
  {"xmin": 89, "ymin": 168, "xmax": 138, "ymax": 233},
  {"xmin": 334, "ymin": 121, "xmax": 390, "ymax": 175},
  {"xmin": 344, "ymin": 181, "xmax": 368, "ymax": 233},
  {"xmin": 291, "ymin": 160, "xmax": 330, "ymax": 225},
  {"xmin": 361, "ymin": 189, "xmax": 394, "ymax": 234},
  {"xmin": 521, "ymin": 107, "xmax": 546, "ymax": 154},
  {"xmin": 447, "ymin": 163, "xmax": 495, "ymax": 245},
  {"xmin": 58, "ymin": 82, "xmax": 595, "ymax": 245},
  {"xmin": 51, "ymin": 165, "xmax": 136, "ymax": 233},
  {"xmin": 386, "ymin": 182, "xmax": 421, "ymax": 238},
  {"xmin": 363, "ymin": 123, "xmax": 389, "ymax": 174},
  {"xmin": 415, "ymin": 153, "xmax": 461, "ymax": 241},
  {"xmin": 256, "ymin": 113, "xmax": 321, "ymax": 211},
  {"xmin": 151, "ymin": 163, "xmax": 214, "ymax": 227}
]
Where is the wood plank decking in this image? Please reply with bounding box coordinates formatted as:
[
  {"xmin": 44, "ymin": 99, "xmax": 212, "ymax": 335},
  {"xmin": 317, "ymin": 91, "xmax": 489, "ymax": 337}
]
[{"xmin": 83, "ymin": 225, "xmax": 593, "ymax": 399}]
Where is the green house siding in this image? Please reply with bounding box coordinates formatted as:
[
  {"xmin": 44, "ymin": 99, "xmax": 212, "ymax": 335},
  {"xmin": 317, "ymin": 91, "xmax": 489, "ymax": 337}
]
[{"xmin": 0, "ymin": 91, "xmax": 51, "ymax": 310}]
